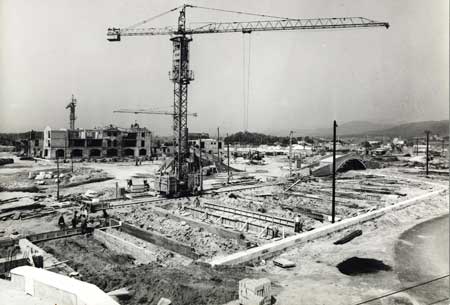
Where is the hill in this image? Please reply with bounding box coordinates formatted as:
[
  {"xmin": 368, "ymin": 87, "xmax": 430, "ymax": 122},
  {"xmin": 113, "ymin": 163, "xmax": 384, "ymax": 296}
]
[
  {"xmin": 267, "ymin": 120, "xmax": 395, "ymax": 137},
  {"xmin": 311, "ymin": 121, "xmax": 395, "ymax": 137},
  {"xmin": 361, "ymin": 120, "xmax": 449, "ymax": 138}
]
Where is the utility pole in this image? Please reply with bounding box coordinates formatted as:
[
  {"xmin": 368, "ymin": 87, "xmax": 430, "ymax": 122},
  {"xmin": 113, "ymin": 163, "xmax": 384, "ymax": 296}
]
[
  {"xmin": 56, "ymin": 157, "xmax": 60, "ymax": 201},
  {"xmin": 227, "ymin": 135, "xmax": 230, "ymax": 184},
  {"xmin": 425, "ymin": 130, "xmax": 430, "ymax": 175},
  {"xmin": 332, "ymin": 120, "xmax": 338, "ymax": 224},
  {"xmin": 70, "ymin": 151, "xmax": 74, "ymax": 173},
  {"xmin": 217, "ymin": 127, "xmax": 220, "ymax": 162},
  {"xmin": 289, "ymin": 131, "xmax": 293, "ymax": 177},
  {"xmin": 199, "ymin": 138, "xmax": 203, "ymax": 192},
  {"xmin": 28, "ymin": 130, "xmax": 32, "ymax": 158},
  {"xmin": 416, "ymin": 137, "xmax": 419, "ymax": 156}
]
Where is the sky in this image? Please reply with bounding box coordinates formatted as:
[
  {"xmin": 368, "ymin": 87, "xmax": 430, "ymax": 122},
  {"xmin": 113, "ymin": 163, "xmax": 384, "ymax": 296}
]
[{"xmin": 0, "ymin": 0, "xmax": 448, "ymax": 136}]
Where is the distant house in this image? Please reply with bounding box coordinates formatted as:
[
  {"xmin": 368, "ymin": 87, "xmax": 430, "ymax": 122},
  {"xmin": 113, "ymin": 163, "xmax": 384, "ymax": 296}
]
[{"xmin": 188, "ymin": 138, "xmax": 223, "ymax": 154}]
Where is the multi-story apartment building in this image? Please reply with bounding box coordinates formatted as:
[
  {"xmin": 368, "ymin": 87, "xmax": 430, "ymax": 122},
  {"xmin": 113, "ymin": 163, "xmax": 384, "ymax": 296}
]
[{"xmin": 43, "ymin": 124, "xmax": 152, "ymax": 159}]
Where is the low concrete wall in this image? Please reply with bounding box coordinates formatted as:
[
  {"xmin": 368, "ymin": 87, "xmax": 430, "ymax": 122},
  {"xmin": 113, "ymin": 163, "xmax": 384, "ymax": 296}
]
[
  {"xmin": 210, "ymin": 187, "xmax": 447, "ymax": 266},
  {"xmin": 93, "ymin": 229, "xmax": 156, "ymax": 264},
  {"xmin": 18, "ymin": 239, "xmax": 75, "ymax": 275},
  {"xmin": 0, "ymin": 256, "xmax": 28, "ymax": 274},
  {"xmin": 151, "ymin": 206, "xmax": 245, "ymax": 241},
  {"xmin": 121, "ymin": 222, "xmax": 199, "ymax": 260}
]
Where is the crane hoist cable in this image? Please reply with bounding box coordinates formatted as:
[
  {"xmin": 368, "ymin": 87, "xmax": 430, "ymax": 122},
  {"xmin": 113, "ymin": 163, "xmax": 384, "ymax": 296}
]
[
  {"xmin": 242, "ymin": 34, "xmax": 246, "ymax": 131},
  {"xmin": 247, "ymin": 34, "xmax": 251, "ymax": 131},
  {"xmin": 124, "ymin": 5, "xmax": 184, "ymax": 30},
  {"xmin": 189, "ymin": 4, "xmax": 295, "ymax": 20},
  {"xmin": 242, "ymin": 32, "xmax": 252, "ymax": 131}
]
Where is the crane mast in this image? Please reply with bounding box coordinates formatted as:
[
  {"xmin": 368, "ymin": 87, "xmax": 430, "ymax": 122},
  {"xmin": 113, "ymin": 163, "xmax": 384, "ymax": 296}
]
[
  {"xmin": 170, "ymin": 6, "xmax": 193, "ymax": 187},
  {"xmin": 66, "ymin": 94, "xmax": 77, "ymax": 130},
  {"xmin": 107, "ymin": 4, "xmax": 389, "ymax": 196}
]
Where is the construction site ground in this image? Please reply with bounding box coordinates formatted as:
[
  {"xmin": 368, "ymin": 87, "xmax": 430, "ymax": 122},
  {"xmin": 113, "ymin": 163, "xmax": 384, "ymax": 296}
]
[
  {"xmin": 0, "ymin": 152, "xmax": 448, "ymax": 305},
  {"xmin": 41, "ymin": 235, "xmax": 261, "ymax": 305}
]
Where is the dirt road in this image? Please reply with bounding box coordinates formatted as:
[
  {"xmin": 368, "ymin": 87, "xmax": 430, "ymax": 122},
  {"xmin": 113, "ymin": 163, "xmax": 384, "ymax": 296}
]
[{"xmin": 395, "ymin": 214, "xmax": 449, "ymax": 304}]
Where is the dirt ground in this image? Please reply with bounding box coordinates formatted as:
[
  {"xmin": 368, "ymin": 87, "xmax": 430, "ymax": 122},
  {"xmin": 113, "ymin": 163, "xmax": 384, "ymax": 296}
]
[
  {"xmin": 259, "ymin": 189, "xmax": 449, "ymax": 305},
  {"xmin": 1, "ymin": 151, "xmax": 448, "ymax": 305},
  {"xmin": 41, "ymin": 235, "xmax": 261, "ymax": 305}
]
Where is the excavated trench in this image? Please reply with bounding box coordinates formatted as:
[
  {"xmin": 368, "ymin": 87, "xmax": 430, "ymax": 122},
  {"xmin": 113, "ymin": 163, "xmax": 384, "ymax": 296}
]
[{"xmin": 41, "ymin": 235, "xmax": 260, "ymax": 305}]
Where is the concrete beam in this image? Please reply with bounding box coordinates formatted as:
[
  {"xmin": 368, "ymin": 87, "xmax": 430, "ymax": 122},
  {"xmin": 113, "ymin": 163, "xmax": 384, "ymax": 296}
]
[{"xmin": 210, "ymin": 187, "xmax": 447, "ymax": 266}]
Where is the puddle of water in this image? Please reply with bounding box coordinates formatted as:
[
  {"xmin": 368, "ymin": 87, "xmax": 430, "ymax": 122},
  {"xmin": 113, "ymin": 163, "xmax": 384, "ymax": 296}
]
[{"xmin": 337, "ymin": 257, "xmax": 392, "ymax": 276}]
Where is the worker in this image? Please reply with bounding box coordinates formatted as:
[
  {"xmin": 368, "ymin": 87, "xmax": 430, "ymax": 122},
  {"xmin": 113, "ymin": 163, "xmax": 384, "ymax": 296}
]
[
  {"xmin": 71, "ymin": 211, "xmax": 78, "ymax": 228},
  {"xmin": 102, "ymin": 209, "xmax": 110, "ymax": 227},
  {"xmin": 294, "ymin": 214, "xmax": 302, "ymax": 233},
  {"xmin": 127, "ymin": 179, "xmax": 133, "ymax": 189},
  {"xmin": 193, "ymin": 196, "xmax": 200, "ymax": 208},
  {"xmin": 80, "ymin": 215, "xmax": 87, "ymax": 234},
  {"xmin": 143, "ymin": 179, "xmax": 149, "ymax": 191},
  {"xmin": 272, "ymin": 226, "xmax": 279, "ymax": 239},
  {"xmin": 80, "ymin": 205, "xmax": 88, "ymax": 219},
  {"xmin": 58, "ymin": 213, "xmax": 66, "ymax": 230}
]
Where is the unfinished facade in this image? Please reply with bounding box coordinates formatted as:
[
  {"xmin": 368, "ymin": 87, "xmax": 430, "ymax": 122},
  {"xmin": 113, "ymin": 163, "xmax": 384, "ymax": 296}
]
[{"xmin": 43, "ymin": 124, "xmax": 152, "ymax": 159}]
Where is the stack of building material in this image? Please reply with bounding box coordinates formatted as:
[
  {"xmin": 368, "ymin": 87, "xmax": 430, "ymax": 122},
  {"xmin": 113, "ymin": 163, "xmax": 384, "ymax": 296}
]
[{"xmin": 239, "ymin": 278, "xmax": 271, "ymax": 305}]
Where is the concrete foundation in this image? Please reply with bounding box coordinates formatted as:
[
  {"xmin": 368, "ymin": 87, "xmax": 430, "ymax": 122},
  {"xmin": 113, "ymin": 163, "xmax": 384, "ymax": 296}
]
[
  {"xmin": 121, "ymin": 222, "xmax": 199, "ymax": 260},
  {"xmin": 93, "ymin": 229, "xmax": 156, "ymax": 264},
  {"xmin": 210, "ymin": 187, "xmax": 447, "ymax": 266},
  {"xmin": 18, "ymin": 239, "xmax": 75, "ymax": 275},
  {"xmin": 151, "ymin": 205, "xmax": 245, "ymax": 241},
  {"xmin": 0, "ymin": 256, "xmax": 29, "ymax": 275}
]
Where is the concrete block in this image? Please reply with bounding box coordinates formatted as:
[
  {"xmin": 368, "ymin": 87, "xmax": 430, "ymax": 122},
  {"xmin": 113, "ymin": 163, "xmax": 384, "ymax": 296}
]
[
  {"xmin": 157, "ymin": 297, "xmax": 172, "ymax": 305},
  {"xmin": 239, "ymin": 278, "xmax": 271, "ymax": 305}
]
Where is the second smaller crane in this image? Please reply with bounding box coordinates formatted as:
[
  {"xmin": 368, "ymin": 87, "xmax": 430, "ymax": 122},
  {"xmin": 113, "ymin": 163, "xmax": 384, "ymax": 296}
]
[
  {"xmin": 66, "ymin": 94, "xmax": 77, "ymax": 130},
  {"xmin": 114, "ymin": 109, "xmax": 197, "ymax": 117}
]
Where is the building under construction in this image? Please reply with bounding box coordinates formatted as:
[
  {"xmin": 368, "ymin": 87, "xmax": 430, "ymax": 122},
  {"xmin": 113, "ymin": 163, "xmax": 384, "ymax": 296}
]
[{"xmin": 42, "ymin": 124, "xmax": 152, "ymax": 159}]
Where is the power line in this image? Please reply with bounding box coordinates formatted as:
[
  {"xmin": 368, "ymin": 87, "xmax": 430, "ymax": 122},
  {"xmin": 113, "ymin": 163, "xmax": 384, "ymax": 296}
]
[
  {"xmin": 352, "ymin": 274, "xmax": 449, "ymax": 305},
  {"xmin": 427, "ymin": 297, "xmax": 449, "ymax": 305}
]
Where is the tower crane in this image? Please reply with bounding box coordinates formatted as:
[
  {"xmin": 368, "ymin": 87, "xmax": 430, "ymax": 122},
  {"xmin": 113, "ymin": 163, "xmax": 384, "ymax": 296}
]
[
  {"xmin": 66, "ymin": 94, "xmax": 77, "ymax": 130},
  {"xmin": 107, "ymin": 4, "xmax": 389, "ymax": 196}
]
